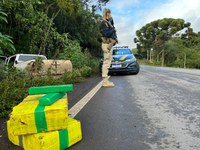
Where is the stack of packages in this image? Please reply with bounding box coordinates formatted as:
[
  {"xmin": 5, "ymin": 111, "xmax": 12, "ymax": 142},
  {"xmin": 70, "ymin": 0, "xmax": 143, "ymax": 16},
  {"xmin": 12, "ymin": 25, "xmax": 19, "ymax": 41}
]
[{"xmin": 7, "ymin": 85, "xmax": 82, "ymax": 150}]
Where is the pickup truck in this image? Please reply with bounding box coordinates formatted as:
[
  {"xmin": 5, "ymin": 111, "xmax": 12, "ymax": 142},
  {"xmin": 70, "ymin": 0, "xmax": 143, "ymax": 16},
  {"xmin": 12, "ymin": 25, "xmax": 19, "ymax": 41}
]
[
  {"xmin": 1, "ymin": 54, "xmax": 72, "ymax": 75},
  {"xmin": 6, "ymin": 54, "xmax": 47, "ymax": 70}
]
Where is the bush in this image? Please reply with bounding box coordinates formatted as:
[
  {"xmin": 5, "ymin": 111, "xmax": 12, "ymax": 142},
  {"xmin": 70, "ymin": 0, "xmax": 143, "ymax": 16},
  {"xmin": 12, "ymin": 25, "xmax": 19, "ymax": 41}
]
[
  {"xmin": 59, "ymin": 41, "xmax": 85, "ymax": 69},
  {"xmin": 0, "ymin": 78, "xmax": 27, "ymax": 117},
  {"xmin": 62, "ymin": 69, "xmax": 83, "ymax": 83},
  {"xmin": 0, "ymin": 64, "xmax": 27, "ymax": 81},
  {"xmin": 83, "ymin": 50, "xmax": 100, "ymax": 73},
  {"xmin": 80, "ymin": 65, "xmax": 92, "ymax": 77},
  {"xmin": 0, "ymin": 63, "xmax": 7, "ymax": 81},
  {"xmin": 58, "ymin": 41, "xmax": 100, "ymax": 73}
]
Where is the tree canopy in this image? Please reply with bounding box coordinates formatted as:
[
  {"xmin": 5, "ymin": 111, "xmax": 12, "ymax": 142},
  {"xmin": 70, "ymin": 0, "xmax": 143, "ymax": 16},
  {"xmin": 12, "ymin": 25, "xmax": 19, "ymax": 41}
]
[{"xmin": 134, "ymin": 18, "xmax": 191, "ymax": 66}]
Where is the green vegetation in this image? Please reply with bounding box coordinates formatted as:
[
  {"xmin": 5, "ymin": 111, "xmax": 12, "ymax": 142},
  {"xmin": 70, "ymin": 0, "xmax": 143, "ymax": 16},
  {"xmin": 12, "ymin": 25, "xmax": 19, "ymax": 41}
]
[
  {"xmin": 0, "ymin": 9, "xmax": 15, "ymax": 55},
  {"xmin": 135, "ymin": 18, "xmax": 200, "ymax": 69}
]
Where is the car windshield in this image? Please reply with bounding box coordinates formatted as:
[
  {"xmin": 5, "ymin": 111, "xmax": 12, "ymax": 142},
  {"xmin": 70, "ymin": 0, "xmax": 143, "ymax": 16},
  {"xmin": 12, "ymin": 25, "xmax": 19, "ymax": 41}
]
[
  {"xmin": 113, "ymin": 49, "xmax": 132, "ymax": 55},
  {"xmin": 18, "ymin": 55, "xmax": 46, "ymax": 62}
]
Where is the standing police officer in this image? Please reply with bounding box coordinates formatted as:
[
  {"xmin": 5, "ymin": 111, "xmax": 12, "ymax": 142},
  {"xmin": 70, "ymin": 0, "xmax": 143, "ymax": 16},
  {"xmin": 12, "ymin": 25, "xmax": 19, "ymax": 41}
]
[{"xmin": 100, "ymin": 8, "xmax": 118, "ymax": 87}]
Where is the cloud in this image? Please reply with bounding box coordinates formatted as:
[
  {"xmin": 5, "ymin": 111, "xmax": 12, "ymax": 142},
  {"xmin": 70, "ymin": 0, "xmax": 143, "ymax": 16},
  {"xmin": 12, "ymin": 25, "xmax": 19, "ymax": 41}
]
[
  {"xmin": 109, "ymin": 0, "xmax": 200, "ymax": 48},
  {"xmin": 140, "ymin": 0, "xmax": 200, "ymax": 31},
  {"xmin": 113, "ymin": 16, "xmax": 136, "ymax": 47},
  {"xmin": 109, "ymin": 0, "xmax": 140, "ymax": 10}
]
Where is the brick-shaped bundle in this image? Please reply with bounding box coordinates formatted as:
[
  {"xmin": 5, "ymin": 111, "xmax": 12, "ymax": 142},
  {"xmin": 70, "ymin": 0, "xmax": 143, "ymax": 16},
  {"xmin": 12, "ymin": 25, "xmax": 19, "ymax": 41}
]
[{"xmin": 7, "ymin": 85, "xmax": 82, "ymax": 150}]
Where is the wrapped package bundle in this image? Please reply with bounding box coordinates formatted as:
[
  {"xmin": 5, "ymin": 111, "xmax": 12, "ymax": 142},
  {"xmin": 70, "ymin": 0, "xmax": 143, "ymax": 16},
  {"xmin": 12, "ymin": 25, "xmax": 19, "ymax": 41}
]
[
  {"xmin": 28, "ymin": 85, "xmax": 73, "ymax": 95},
  {"xmin": 9, "ymin": 94, "xmax": 68, "ymax": 135},
  {"xmin": 7, "ymin": 118, "xmax": 82, "ymax": 150}
]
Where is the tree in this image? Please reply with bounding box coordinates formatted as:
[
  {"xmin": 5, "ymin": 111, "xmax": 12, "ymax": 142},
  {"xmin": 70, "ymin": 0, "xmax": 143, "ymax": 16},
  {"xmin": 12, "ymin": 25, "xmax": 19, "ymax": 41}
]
[
  {"xmin": 134, "ymin": 18, "xmax": 191, "ymax": 66},
  {"xmin": 53, "ymin": 3, "xmax": 102, "ymax": 56},
  {"xmin": 0, "ymin": 8, "xmax": 15, "ymax": 55},
  {"xmin": 181, "ymin": 29, "xmax": 200, "ymax": 68},
  {"xmin": 164, "ymin": 38, "xmax": 188, "ymax": 68}
]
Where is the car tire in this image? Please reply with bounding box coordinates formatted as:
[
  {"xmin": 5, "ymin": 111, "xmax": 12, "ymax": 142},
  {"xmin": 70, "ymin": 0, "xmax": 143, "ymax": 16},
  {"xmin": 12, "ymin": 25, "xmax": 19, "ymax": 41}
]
[{"xmin": 132, "ymin": 62, "xmax": 140, "ymax": 75}]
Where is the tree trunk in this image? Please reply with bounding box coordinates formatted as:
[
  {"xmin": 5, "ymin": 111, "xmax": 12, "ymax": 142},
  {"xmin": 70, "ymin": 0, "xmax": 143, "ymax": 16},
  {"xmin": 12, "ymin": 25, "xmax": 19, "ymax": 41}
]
[
  {"xmin": 157, "ymin": 54, "xmax": 159, "ymax": 62},
  {"xmin": 184, "ymin": 53, "xmax": 187, "ymax": 68},
  {"xmin": 38, "ymin": 9, "xmax": 60, "ymax": 54},
  {"xmin": 161, "ymin": 49, "xmax": 165, "ymax": 67},
  {"xmin": 147, "ymin": 50, "xmax": 149, "ymax": 61},
  {"xmin": 151, "ymin": 50, "xmax": 154, "ymax": 63},
  {"xmin": 150, "ymin": 50, "xmax": 152, "ymax": 63}
]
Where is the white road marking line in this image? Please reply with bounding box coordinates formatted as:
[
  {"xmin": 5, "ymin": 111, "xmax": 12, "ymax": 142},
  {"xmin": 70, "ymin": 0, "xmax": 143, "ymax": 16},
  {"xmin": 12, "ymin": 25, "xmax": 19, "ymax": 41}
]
[{"xmin": 69, "ymin": 77, "xmax": 110, "ymax": 118}]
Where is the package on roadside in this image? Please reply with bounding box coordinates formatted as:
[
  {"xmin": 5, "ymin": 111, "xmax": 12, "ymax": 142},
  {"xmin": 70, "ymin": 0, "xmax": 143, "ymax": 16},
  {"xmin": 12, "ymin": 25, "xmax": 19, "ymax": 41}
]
[
  {"xmin": 39, "ymin": 92, "xmax": 66, "ymax": 106},
  {"xmin": 28, "ymin": 85, "xmax": 73, "ymax": 95},
  {"xmin": 7, "ymin": 118, "xmax": 82, "ymax": 150},
  {"xmin": 9, "ymin": 94, "xmax": 68, "ymax": 135}
]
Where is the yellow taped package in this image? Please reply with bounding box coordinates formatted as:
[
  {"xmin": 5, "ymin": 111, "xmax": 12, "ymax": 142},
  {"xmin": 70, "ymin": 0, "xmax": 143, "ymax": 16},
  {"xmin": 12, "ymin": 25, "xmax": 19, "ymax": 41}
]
[
  {"xmin": 7, "ymin": 118, "xmax": 82, "ymax": 150},
  {"xmin": 9, "ymin": 94, "xmax": 68, "ymax": 135}
]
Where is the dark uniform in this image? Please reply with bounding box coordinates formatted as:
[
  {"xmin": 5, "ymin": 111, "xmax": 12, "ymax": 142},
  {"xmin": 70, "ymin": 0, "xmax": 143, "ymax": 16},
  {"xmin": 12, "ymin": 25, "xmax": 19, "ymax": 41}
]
[{"xmin": 100, "ymin": 18, "xmax": 117, "ymax": 43}]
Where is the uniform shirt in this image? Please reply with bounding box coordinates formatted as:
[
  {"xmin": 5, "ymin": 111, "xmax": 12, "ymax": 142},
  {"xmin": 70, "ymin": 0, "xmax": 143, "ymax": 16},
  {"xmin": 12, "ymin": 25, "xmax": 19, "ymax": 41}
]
[{"xmin": 100, "ymin": 19, "xmax": 115, "ymax": 39}]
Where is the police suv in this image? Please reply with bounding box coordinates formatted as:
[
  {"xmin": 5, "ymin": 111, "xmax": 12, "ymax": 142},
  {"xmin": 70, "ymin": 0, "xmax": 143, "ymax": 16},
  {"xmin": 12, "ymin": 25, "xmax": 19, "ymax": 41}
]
[{"xmin": 100, "ymin": 46, "xmax": 140, "ymax": 74}]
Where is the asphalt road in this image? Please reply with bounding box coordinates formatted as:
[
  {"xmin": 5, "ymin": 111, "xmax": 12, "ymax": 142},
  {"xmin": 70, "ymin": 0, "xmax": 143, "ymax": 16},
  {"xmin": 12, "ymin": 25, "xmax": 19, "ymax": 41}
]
[{"xmin": 71, "ymin": 65, "xmax": 200, "ymax": 150}]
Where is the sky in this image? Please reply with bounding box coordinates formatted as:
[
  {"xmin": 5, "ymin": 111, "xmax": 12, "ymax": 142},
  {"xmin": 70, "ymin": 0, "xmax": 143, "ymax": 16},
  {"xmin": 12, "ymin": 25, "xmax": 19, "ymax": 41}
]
[{"xmin": 97, "ymin": 0, "xmax": 200, "ymax": 49}]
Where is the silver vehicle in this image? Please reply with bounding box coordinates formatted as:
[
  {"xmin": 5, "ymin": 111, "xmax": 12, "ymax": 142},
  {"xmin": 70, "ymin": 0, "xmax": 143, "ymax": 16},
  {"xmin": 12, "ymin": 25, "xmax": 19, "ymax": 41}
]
[{"xmin": 6, "ymin": 54, "xmax": 47, "ymax": 70}]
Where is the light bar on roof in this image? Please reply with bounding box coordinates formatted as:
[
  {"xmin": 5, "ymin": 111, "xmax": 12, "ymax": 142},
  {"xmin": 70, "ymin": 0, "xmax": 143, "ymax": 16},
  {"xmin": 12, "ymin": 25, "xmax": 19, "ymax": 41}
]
[{"xmin": 113, "ymin": 46, "xmax": 129, "ymax": 49}]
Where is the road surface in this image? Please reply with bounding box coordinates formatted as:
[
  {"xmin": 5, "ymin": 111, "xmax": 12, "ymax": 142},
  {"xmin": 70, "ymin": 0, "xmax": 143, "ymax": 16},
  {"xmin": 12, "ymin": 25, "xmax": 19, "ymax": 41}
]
[{"xmin": 71, "ymin": 65, "xmax": 200, "ymax": 150}]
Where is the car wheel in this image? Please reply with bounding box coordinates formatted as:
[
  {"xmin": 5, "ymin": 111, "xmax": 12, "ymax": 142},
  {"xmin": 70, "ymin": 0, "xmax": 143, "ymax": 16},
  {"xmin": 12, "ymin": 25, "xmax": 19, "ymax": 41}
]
[{"xmin": 132, "ymin": 62, "xmax": 140, "ymax": 75}]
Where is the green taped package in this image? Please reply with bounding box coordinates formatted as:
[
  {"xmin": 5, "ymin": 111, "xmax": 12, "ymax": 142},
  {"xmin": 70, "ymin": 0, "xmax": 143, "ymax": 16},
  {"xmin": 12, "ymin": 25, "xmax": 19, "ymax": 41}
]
[
  {"xmin": 29, "ymin": 85, "xmax": 73, "ymax": 95},
  {"xmin": 8, "ymin": 118, "xmax": 82, "ymax": 150},
  {"xmin": 9, "ymin": 94, "xmax": 68, "ymax": 135},
  {"xmin": 39, "ymin": 92, "xmax": 66, "ymax": 106}
]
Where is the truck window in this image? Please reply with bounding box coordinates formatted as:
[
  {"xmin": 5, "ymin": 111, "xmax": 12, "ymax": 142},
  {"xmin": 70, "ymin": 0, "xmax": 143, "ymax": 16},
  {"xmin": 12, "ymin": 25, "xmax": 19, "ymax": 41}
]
[{"xmin": 18, "ymin": 55, "xmax": 46, "ymax": 62}]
